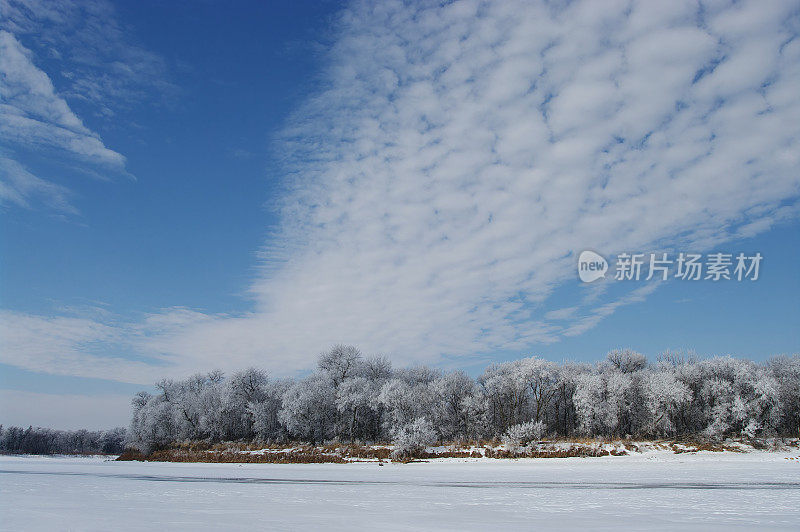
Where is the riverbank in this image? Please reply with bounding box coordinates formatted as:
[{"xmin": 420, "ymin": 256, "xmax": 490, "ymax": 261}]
[{"xmin": 116, "ymin": 437, "xmax": 799, "ymax": 464}]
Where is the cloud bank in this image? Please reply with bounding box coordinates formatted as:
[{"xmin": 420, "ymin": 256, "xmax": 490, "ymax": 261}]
[
  {"xmin": 2, "ymin": 0, "xmax": 799, "ymax": 384},
  {"xmin": 0, "ymin": 389, "xmax": 132, "ymax": 430}
]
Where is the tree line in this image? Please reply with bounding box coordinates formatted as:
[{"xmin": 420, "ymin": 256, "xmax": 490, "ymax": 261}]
[
  {"xmin": 126, "ymin": 346, "xmax": 800, "ymax": 454},
  {"xmin": 0, "ymin": 425, "xmax": 126, "ymax": 455}
]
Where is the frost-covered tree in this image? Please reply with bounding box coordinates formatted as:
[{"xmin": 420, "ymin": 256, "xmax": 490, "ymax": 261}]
[
  {"xmin": 173, "ymin": 374, "xmax": 212, "ymax": 440},
  {"xmin": 516, "ymin": 357, "xmax": 559, "ymax": 424},
  {"xmin": 336, "ymin": 376, "xmax": 374, "ymax": 442},
  {"xmin": 693, "ymin": 357, "xmax": 782, "ymax": 439},
  {"xmin": 224, "ymin": 368, "xmax": 269, "ymax": 439},
  {"xmin": 605, "ymin": 349, "xmax": 648, "ymax": 373},
  {"xmin": 480, "ymin": 361, "xmax": 529, "ymax": 433},
  {"xmin": 127, "ymin": 394, "xmax": 176, "ymax": 454},
  {"xmin": 279, "ymin": 375, "xmax": 336, "ymax": 444},
  {"xmin": 318, "ymin": 345, "xmax": 363, "ymax": 388},
  {"xmin": 250, "ymin": 378, "xmax": 293, "ymax": 442},
  {"xmin": 0, "ymin": 425, "xmax": 125, "ymax": 455},
  {"xmin": 378, "ymin": 378, "xmax": 421, "ymax": 429},
  {"xmin": 550, "ymin": 362, "xmax": 589, "ymax": 436},
  {"xmin": 391, "ymin": 417, "xmax": 437, "ymax": 459},
  {"xmin": 360, "ymin": 355, "xmax": 393, "ymax": 381},
  {"xmin": 431, "ymin": 371, "xmax": 485, "ymax": 441},
  {"xmin": 122, "ymin": 349, "xmax": 800, "ymax": 452},
  {"xmin": 502, "ymin": 420, "xmax": 546, "ymax": 451},
  {"xmin": 639, "ymin": 369, "xmax": 692, "ymax": 437},
  {"xmin": 359, "ymin": 355, "xmax": 393, "ymax": 439},
  {"xmin": 394, "ymin": 365, "xmax": 442, "ymax": 386},
  {"xmin": 574, "ymin": 369, "xmax": 636, "ymax": 437},
  {"xmin": 770, "ymin": 355, "xmax": 800, "ymax": 436}
]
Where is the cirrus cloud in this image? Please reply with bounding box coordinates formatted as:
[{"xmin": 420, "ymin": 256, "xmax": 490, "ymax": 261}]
[{"xmin": 1, "ymin": 0, "xmax": 173, "ymax": 216}]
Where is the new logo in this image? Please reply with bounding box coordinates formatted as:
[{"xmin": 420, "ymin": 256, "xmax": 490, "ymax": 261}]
[{"xmin": 578, "ymin": 250, "xmax": 608, "ymax": 283}]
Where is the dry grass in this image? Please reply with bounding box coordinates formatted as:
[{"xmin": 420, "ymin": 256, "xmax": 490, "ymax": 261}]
[
  {"xmin": 117, "ymin": 437, "xmax": 794, "ymax": 463},
  {"xmin": 118, "ymin": 446, "xmax": 347, "ymax": 464},
  {"xmin": 321, "ymin": 444, "xmax": 392, "ymax": 460},
  {"xmin": 668, "ymin": 436, "xmax": 746, "ymax": 453},
  {"xmin": 484, "ymin": 446, "xmax": 618, "ymax": 459},
  {"xmin": 429, "ymin": 450, "xmax": 484, "ymax": 458}
]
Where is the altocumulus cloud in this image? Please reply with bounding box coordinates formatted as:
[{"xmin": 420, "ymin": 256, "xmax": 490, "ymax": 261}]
[{"xmin": 2, "ymin": 0, "xmax": 799, "ymax": 384}]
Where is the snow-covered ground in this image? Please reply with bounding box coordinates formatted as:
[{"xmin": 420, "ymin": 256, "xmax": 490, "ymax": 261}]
[{"xmin": 1, "ymin": 451, "xmax": 799, "ymax": 531}]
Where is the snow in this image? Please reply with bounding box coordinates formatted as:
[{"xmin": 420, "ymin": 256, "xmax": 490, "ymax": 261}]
[{"xmin": 1, "ymin": 451, "xmax": 799, "ymax": 530}]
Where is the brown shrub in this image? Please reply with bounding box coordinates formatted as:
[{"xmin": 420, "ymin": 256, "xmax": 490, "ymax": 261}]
[
  {"xmin": 140, "ymin": 448, "xmax": 347, "ymax": 464},
  {"xmin": 670, "ymin": 439, "xmax": 743, "ymax": 453},
  {"xmin": 483, "ymin": 445, "xmax": 612, "ymax": 459},
  {"xmin": 116, "ymin": 449, "xmax": 148, "ymax": 461},
  {"xmin": 428, "ymin": 450, "xmax": 483, "ymax": 459}
]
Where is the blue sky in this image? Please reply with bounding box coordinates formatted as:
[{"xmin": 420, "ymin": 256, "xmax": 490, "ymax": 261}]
[{"xmin": 1, "ymin": 0, "xmax": 799, "ymax": 429}]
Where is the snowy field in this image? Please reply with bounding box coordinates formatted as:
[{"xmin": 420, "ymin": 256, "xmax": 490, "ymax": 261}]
[{"xmin": 2, "ymin": 452, "xmax": 799, "ymax": 531}]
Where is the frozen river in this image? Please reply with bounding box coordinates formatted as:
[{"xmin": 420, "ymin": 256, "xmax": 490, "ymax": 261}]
[{"xmin": 1, "ymin": 452, "xmax": 799, "ymax": 530}]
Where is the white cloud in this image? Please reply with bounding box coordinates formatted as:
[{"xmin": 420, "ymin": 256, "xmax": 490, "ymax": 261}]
[
  {"xmin": 0, "ymin": 28, "xmax": 129, "ymax": 215},
  {"xmin": 562, "ymin": 283, "xmax": 662, "ymax": 338},
  {"xmin": 0, "ymin": 30, "xmax": 126, "ymax": 168},
  {"xmin": 0, "ymin": 389, "xmax": 131, "ymax": 430},
  {"xmin": 0, "ymin": 0, "xmax": 173, "ymax": 113},
  {"xmin": 0, "ymin": 157, "xmax": 77, "ymax": 214},
  {"xmin": 544, "ymin": 307, "xmax": 579, "ymax": 322},
  {"xmin": 0, "ymin": 30, "xmax": 87, "ymax": 132},
  {"xmin": 1, "ymin": 0, "xmax": 172, "ymax": 216},
  {"xmin": 0, "ymin": 310, "xmax": 165, "ymax": 384},
  {"xmin": 2, "ymin": 0, "xmax": 799, "ymax": 383}
]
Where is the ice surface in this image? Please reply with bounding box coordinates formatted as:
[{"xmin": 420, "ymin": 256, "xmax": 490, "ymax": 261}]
[{"xmin": 1, "ymin": 451, "xmax": 799, "ymax": 530}]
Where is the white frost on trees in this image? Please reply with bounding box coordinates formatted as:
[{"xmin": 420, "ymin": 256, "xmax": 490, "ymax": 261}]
[
  {"xmin": 502, "ymin": 420, "xmax": 546, "ymax": 451},
  {"xmin": 391, "ymin": 417, "xmax": 437, "ymax": 459},
  {"xmin": 125, "ymin": 347, "xmax": 800, "ymax": 453}
]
